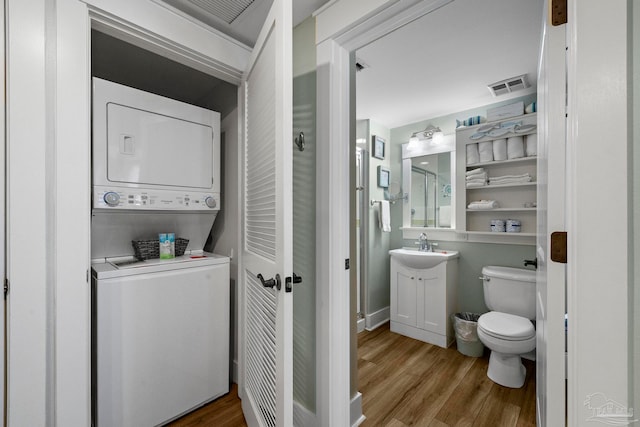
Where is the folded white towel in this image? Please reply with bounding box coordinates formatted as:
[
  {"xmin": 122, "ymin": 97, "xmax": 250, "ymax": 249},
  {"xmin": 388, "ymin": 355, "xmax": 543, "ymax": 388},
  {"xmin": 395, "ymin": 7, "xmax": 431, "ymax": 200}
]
[
  {"xmin": 466, "ymin": 168, "xmax": 486, "ymax": 177},
  {"xmin": 468, "ymin": 200, "xmax": 499, "ymax": 209},
  {"xmin": 466, "ymin": 177, "xmax": 487, "ymax": 184},
  {"xmin": 466, "ymin": 182, "xmax": 487, "ymax": 188},
  {"xmin": 525, "ymin": 134, "xmax": 537, "ymax": 156},
  {"xmin": 378, "ymin": 200, "xmax": 391, "ymax": 232},
  {"xmin": 466, "ymin": 143, "xmax": 480, "ymax": 165},
  {"xmin": 492, "ymin": 138, "xmax": 507, "ymax": 161},
  {"xmin": 489, "ymin": 178, "xmax": 532, "ymax": 186},
  {"xmin": 490, "ymin": 173, "xmax": 532, "ymax": 181},
  {"xmin": 507, "ymin": 136, "xmax": 525, "ymax": 159},
  {"xmin": 466, "ymin": 173, "xmax": 487, "ymax": 181},
  {"xmin": 478, "ymin": 141, "xmax": 494, "ymax": 163}
]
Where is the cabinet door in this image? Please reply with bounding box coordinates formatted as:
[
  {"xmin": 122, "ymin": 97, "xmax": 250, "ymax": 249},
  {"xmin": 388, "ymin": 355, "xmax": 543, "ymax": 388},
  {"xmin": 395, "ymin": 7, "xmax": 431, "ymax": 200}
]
[
  {"xmin": 394, "ymin": 270, "xmax": 417, "ymax": 327},
  {"xmin": 418, "ymin": 269, "xmax": 444, "ymax": 334}
]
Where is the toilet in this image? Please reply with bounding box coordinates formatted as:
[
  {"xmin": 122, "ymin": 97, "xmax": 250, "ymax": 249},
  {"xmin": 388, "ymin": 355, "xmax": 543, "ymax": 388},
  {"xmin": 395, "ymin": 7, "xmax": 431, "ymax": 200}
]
[{"xmin": 477, "ymin": 266, "xmax": 536, "ymax": 388}]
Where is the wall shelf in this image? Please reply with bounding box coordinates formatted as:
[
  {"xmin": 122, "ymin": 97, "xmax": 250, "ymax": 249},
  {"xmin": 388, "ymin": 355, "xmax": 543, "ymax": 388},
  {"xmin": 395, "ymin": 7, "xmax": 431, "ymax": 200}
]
[
  {"xmin": 467, "ymin": 182, "xmax": 536, "ymax": 190},
  {"xmin": 456, "ymin": 112, "xmax": 538, "ymax": 241},
  {"xmin": 466, "ymin": 208, "xmax": 537, "ymax": 212},
  {"xmin": 466, "ymin": 156, "xmax": 537, "ymax": 169}
]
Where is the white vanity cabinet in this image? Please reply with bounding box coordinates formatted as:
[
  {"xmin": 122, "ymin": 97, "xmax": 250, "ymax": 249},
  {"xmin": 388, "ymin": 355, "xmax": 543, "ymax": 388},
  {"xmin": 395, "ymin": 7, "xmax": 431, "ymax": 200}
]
[{"xmin": 390, "ymin": 256, "xmax": 458, "ymax": 348}]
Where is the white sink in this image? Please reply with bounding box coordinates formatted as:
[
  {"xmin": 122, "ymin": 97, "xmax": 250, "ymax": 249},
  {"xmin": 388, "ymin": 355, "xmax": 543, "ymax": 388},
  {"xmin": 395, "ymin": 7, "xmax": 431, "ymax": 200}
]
[{"xmin": 388, "ymin": 248, "xmax": 459, "ymax": 269}]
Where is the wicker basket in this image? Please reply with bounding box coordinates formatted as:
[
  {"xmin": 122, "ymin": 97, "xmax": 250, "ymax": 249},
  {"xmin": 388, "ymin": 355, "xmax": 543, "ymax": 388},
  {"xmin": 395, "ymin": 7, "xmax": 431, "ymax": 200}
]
[{"xmin": 132, "ymin": 237, "xmax": 190, "ymax": 261}]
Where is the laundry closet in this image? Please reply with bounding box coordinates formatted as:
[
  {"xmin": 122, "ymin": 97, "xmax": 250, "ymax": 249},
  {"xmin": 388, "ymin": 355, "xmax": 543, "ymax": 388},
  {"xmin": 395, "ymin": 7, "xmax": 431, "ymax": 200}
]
[{"xmin": 90, "ymin": 30, "xmax": 238, "ymax": 427}]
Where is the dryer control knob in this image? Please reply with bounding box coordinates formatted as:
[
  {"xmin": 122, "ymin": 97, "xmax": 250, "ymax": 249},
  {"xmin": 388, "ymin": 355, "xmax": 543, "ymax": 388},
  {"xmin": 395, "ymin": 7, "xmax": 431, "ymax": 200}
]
[
  {"xmin": 205, "ymin": 196, "xmax": 217, "ymax": 209},
  {"xmin": 103, "ymin": 191, "xmax": 120, "ymax": 207}
]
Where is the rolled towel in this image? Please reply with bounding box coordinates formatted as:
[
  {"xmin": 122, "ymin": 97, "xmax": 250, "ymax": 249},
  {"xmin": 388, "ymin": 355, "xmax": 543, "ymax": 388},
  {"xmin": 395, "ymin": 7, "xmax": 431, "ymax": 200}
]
[
  {"xmin": 478, "ymin": 141, "xmax": 494, "ymax": 163},
  {"xmin": 526, "ymin": 134, "xmax": 537, "ymax": 156},
  {"xmin": 468, "ymin": 200, "xmax": 499, "ymax": 209},
  {"xmin": 492, "ymin": 138, "xmax": 507, "ymax": 161},
  {"xmin": 466, "ymin": 143, "xmax": 480, "ymax": 165},
  {"xmin": 466, "ymin": 167, "xmax": 486, "ymax": 177},
  {"xmin": 507, "ymin": 136, "xmax": 525, "ymax": 159}
]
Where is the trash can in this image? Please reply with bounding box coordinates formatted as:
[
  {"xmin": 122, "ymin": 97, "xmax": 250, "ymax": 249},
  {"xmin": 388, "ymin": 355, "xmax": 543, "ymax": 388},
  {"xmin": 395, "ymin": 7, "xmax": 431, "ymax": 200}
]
[{"xmin": 453, "ymin": 312, "xmax": 484, "ymax": 357}]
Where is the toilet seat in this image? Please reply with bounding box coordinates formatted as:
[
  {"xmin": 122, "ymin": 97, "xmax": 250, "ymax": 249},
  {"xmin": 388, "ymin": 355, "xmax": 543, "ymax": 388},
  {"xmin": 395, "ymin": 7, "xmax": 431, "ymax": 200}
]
[{"xmin": 478, "ymin": 311, "xmax": 535, "ymax": 341}]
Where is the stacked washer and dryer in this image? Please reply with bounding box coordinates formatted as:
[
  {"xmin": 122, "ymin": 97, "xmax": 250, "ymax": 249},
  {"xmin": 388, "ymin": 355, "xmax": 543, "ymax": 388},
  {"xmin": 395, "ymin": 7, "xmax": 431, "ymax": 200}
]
[{"xmin": 91, "ymin": 78, "xmax": 230, "ymax": 426}]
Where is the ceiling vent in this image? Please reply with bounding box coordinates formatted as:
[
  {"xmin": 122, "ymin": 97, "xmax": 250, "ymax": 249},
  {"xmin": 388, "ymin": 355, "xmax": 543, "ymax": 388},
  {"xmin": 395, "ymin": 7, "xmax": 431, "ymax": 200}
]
[
  {"xmin": 488, "ymin": 74, "xmax": 529, "ymax": 97},
  {"xmin": 186, "ymin": 0, "xmax": 255, "ymax": 24}
]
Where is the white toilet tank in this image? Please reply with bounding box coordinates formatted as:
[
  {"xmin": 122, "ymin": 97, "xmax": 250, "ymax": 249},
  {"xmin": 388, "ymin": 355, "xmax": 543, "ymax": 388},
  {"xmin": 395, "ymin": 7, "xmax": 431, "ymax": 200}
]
[{"xmin": 482, "ymin": 266, "xmax": 536, "ymax": 319}]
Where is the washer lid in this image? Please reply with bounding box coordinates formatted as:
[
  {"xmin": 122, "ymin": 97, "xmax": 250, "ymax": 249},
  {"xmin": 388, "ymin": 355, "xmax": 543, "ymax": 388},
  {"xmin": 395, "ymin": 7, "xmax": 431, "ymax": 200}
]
[{"xmin": 478, "ymin": 311, "xmax": 535, "ymax": 339}]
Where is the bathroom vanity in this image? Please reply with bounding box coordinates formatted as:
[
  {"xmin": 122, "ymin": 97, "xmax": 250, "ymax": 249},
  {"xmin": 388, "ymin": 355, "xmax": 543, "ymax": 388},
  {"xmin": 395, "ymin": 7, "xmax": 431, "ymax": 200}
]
[{"xmin": 389, "ymin": 249, "xmax": 458, "ymax": 348}]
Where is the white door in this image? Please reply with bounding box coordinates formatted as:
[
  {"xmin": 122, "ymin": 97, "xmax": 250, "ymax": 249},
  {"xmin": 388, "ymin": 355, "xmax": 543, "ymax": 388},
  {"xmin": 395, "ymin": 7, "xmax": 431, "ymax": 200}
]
[
  {"xmin": 566, "ymin": 1, "xmax": 631, "ymax": 424},
  {"xmin": 536, "ymin": 6, "xmax": 567, "ymax": 426},
  {"xmin": 239, "ymin": 0, "xmax": 293, "ymax": 426}
]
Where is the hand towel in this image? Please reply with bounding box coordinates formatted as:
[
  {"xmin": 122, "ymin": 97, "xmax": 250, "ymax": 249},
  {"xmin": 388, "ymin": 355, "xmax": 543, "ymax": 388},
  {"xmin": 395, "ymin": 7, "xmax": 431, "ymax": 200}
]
[
  {"xmin": 466, "ymin": 143, "xmax": 480, "ymax": 165},
  {"xmin": 466, "ymin": 177, "xmax": 487, "ymax": 185},
  {"xmin": 378, "ymin": 200, "xmax": 391, "ymax": 232},
  {"xmin": 507, "ymin": 136, "xmax": 525, "ymax": 159},
  {"xmin": 439, "ymin": 205, "xmax": 451, "ymax": 227},
  {"xmin": 478, "ymin": 141, "xmax": 494, "ymax": 163},
  {"xmin": 492, "ymin": 138, "xmax": 507, "ymax": 161},
  {"xmin": 490, "ymin": 173, "xmax": 532, "ymax": 181},
  {"xmin": 525, "ymin": 134, "xmax": 537, "ymax": 156}
]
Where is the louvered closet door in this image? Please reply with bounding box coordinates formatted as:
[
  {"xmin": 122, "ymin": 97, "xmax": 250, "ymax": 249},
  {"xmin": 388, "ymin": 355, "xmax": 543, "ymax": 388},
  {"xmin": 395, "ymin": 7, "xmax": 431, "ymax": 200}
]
[{"xmin": 239, "ymin": 0, "xmax": 293, "ymax": 426}]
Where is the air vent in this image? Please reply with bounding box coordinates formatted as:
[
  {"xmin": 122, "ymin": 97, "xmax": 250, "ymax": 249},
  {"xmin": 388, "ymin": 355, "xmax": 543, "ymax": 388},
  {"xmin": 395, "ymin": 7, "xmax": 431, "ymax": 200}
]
[
  {"xmin": 488, "ymin": 75, "xmax": 529, "ymax": 97},
  {"xmin": 187, "ymin": 0, "xmax": 255, "ymax": 24}
]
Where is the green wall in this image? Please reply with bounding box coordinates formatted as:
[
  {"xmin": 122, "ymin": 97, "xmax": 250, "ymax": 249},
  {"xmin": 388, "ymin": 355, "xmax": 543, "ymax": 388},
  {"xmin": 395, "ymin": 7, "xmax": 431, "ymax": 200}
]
[{"xmin": 390, "ymin": 95, "xmax": 538, "ymax": 313}]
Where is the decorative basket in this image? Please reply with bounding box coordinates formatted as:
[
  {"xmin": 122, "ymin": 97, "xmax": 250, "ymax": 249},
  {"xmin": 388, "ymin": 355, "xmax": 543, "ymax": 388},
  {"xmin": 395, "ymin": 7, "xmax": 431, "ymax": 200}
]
[{"xmin": 132, "ymin": 237, "xmax": 190, "ymax": 261}]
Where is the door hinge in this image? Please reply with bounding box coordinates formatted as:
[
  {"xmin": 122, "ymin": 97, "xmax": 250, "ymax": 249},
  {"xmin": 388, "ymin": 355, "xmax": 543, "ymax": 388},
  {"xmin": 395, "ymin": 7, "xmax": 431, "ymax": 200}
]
[
  {"xmin": 4, "ymin": 278, "xmax": 8, "ymax": 298},
  {"xmin": 550, "ymin": 231, "xmax": 567, "ymax": 263},
  {"xmin": 550, "ymin": 0, "xmax": 567, "ymax": 26}
]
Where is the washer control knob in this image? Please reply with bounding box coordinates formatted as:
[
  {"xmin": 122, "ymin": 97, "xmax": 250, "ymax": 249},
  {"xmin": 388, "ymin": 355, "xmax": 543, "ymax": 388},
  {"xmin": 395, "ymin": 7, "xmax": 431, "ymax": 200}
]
[
  {"xmin": 205, "ymin": 196, "xmax": 217, "ymax": 209},
  {"xmin": 103, "ymin": 192, "xmax": 120, "ymax": 207}
]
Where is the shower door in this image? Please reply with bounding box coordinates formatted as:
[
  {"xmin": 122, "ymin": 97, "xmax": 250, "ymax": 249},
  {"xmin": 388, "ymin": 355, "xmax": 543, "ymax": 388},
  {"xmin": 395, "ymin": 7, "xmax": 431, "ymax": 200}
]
[{"xmin": 411, "ymin": 166, "xmax": 437, "ymax": 227}]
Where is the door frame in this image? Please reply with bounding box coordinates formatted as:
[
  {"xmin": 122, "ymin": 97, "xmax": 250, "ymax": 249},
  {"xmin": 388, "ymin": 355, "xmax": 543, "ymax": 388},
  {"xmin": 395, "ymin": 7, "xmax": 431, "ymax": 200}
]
[
  {"xmin": 7, "ymin": 0, "xmax": 250, "ymax": 424},
  {"xmin": 565, "ymin": 1, "xmax": 632, "ymax": 425},
  {"xmin": 314, "ymin": 1, "xmax": 453, "ymax": 424}
]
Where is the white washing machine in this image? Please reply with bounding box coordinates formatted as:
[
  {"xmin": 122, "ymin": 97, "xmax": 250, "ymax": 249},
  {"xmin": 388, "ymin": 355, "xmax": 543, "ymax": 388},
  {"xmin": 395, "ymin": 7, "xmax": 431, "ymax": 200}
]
[{"xmin": 92, "ymin": 252, "xmax": 230, "ymax": 427}]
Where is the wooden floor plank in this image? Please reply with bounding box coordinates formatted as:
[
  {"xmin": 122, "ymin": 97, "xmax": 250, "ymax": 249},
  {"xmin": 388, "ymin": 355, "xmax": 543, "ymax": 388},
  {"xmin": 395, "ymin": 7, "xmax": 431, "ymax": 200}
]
[{"xmin": 165, "ymin": 322, "xmax": 536, "ymax": 427}]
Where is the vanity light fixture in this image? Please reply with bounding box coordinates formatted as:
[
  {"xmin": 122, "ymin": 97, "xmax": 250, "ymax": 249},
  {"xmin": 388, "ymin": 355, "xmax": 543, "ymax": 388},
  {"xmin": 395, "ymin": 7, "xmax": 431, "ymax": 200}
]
[{"xmin": 408, "ymin": 124, "xmax": 443, "ymax": 149}]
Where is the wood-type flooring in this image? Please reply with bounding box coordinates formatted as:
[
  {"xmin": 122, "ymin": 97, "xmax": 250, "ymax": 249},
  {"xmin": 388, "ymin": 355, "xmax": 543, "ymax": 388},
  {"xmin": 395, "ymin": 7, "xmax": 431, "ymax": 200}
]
[{"xmin": 169, "ymin": 322, "xmax": 536, "ymax": 426}]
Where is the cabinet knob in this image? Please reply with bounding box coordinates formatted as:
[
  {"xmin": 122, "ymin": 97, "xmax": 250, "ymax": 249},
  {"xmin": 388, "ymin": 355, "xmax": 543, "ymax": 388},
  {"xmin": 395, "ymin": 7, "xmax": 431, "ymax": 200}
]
[{"xmin": 410, "ymin": 277, "xmax": 414, "ymax": 280}]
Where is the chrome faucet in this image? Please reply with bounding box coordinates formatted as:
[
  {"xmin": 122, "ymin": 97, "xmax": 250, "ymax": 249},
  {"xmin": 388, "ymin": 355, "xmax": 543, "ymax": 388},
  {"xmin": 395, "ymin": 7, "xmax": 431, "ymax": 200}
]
[{"xmin": 417, "ymin": 232, "xmax": 431, "ymax": 252}]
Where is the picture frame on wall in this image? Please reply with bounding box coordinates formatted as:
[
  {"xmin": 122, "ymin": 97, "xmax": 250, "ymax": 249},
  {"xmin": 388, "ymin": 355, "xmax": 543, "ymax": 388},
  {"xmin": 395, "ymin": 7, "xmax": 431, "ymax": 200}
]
[
  {"xmin": 372, "ymin": 135, "xmax": 385, "ymax": 159},
  {"xmin": 377, "ymin": 166, "xmax": 390, "ymax": 188}
]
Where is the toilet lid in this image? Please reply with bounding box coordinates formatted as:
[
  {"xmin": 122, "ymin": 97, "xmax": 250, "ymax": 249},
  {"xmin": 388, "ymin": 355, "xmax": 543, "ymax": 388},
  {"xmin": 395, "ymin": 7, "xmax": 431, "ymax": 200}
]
[{"xmin": 478, "ymin": 312, "xmax": 535, "ymax": 340}]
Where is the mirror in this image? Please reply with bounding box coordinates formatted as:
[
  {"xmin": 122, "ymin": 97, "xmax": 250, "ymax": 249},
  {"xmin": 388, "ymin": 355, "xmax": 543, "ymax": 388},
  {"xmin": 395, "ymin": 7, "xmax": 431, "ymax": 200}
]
[{"xmin": 402, "ymin": 135, "xmax": 455, "ymax": 229}]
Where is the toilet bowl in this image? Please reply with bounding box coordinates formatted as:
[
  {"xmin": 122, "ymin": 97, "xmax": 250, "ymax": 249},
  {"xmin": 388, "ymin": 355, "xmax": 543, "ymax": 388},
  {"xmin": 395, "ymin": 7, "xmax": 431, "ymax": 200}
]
[{"xmin": 477, "ymin": 266, "xmax": 536, "ymax": 388}]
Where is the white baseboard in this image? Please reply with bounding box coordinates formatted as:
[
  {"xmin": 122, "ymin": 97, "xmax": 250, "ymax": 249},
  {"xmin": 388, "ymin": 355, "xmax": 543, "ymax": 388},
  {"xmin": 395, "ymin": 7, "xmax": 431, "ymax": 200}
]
[
  {"xmin": 365, "ymin": 306, "xmax": 390, "ymax": 331},
  {"xmin": 351, "ymin": 392, "xmax": 365, "ymax": 427},
  {"xmin": 294, "ymin": 400, "xmax": 317, "ymax": 427},
  {"xmin": 357, "ymin": 317, "xmax": 365, "ymax": 333}
]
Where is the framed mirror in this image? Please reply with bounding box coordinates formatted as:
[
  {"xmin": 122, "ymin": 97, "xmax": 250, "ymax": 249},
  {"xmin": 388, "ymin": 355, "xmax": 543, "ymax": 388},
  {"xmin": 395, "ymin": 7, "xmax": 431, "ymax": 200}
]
[{"xmin": 402, "ymin": 134, "xmax": 456, "ymax": 230}]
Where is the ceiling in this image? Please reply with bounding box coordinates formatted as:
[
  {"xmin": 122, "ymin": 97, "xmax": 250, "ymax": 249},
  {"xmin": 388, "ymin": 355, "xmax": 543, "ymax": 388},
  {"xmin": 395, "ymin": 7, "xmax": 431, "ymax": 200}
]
[
  {"xmin": 159, "ymin": 0, "xmax": 329, "ymax": 47},
  {"xmin": 355, "ymin": 0, "xmax": 542, "ymax": 128},
  {"xmin": 108, "ymin": 0, "xmax": 541, "ymax": 129}
]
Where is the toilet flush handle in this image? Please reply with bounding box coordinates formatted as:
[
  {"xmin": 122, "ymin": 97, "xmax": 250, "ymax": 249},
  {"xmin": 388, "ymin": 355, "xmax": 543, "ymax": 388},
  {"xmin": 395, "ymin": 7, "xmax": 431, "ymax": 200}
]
[{"xmin": 479, "ymin": 276, "xmax": 489, "ymax": 281}]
